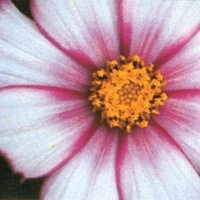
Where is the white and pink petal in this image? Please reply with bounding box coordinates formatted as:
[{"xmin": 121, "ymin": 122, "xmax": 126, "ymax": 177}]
[
  {"xmin": 116, "ymin": 125, "xmax": 200, "ymax": 200},
  {"xmin": 0, "ymin": 86, "xmax": 96, "ymax": 178},
  {"xmin": 158, "ymin": 31, "xmax": 200, "ymax": 91},
  {"xmin": 120, "ymin": 0, "xmax": 200, "ymax": 65},
  {"xmin": 31, "ymin": 0, "xmax": 120, "ymax": 68},
  {"xmin": 154, "ymin": 90, "xmax": 200, "ymax": 173},
  {"xmin": 41, "ymin": 126, "xmax": 119, "ymax": 200},
  {"xmin": 0, "ymin": 0, "xmax": 90, "ymax": 91}
]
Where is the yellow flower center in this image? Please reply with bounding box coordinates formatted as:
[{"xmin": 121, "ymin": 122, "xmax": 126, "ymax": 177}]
[{"xmin": 89, "ymin": 55, "xmax": 167, "ymax": 132}]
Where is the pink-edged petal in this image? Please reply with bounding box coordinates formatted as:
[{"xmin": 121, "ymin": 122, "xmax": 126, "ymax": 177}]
[
  {"xmin": 154, "ymin": 90, "xmax": 200, "ymax": 173},
  {"xmin": 41, "ymin": 126, "xmax": 119, "ymax": 200},
  {"xmin": 158, "ymin": 31, "xmax": 200, "ymax": 91},
  {"xmin": 31, "ymin": 0, "xmax": 120, "ymax": 68},
  {"xmin": 116, "ymin": 125, "xmax": 200, "ymax": 200},
  {"xmin": 0, "ymin": 0, "xmax": 90, "ymax": 91},
  {"xmin": 0, "ymin": 86, "xmax": 96, "ymax": 178},
  {"xmin": 120, "ymin": 0, "xmax": 200, "ymax": 64}
]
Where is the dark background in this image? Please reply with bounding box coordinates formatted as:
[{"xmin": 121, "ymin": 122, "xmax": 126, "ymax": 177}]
[
  {"xmin": 12, "ymin": 0, "xmax": 32, "ymax": 18},
  {"xmin": 0, "ymin": 1, "xmax": 43, "ymax": 199}
]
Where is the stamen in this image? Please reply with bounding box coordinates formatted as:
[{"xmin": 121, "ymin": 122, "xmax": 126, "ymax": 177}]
[{"xmin": 89, "ymin": 55, "xmax": 167, "ymax": 132}]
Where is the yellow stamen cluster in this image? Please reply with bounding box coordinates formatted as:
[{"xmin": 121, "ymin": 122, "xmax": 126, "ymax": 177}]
[{"xmin": 89, "ymin": 55, "xmax": 167, "ymax": 132}]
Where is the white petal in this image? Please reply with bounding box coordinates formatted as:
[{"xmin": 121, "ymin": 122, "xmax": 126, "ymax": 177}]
[
  {"xmin": 0, "ymin": 0, "xmax": 90, "ymax": 90},
  {"xmin": 120, "ymin": 0, "xmax": 200, "ymax": 65},
  {"xmin": 116, "ymin": 125, "xmax": 200, "ymax": 200},
  {"xmin": 41, "ymin": 126, "xmax": 119, "ymax": 200},
  {"xmin": 0, "ymin": 87, "xmax": 95, "ymax": 178},
  {"xmin": 158, "ymin": 31, "xmax": 200, "ymax": 91},
  {"xmin": 31, "ymin": 0, "xmax": 120, "ymax": 68},
  {"xmin": 155, "ymin": 91, "xmax": 200, "ymax": 173}
]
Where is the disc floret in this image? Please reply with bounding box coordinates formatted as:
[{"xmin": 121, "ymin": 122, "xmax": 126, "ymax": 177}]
[{"xmin": 89, "ymin": 55, "xmax": 167, "ymax": 132}]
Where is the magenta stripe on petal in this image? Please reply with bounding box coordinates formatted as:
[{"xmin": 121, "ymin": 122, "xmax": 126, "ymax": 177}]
[
  {"xmin": 115, "ymin": 133, "xmax": 129, "ymax": 200},
  {"xmin": 0, "ymin": 85, "xmax": 86, "ymax": 101},
  {"xmin": 31, "ymin": 0, "xmax": 120, "ymax": 70},
  {"xmin": 115, "ymin": 124, "xmax": 200, "ymax": 200},
  {"xmin": 0, "ymin": 0, "xmax": 92, "ymax": 90},
  {"xmin": 0, "ymin": 85, "xmax": 95, "ymax": 178},
  {"xmin": 43, "ymin": 119, "xmax": 99, "ymax": 176},
  {"xmin": 155, "ymin": 24, "xmax": 200, "ymax": 67},
  {"xmin": 31, "ymin": 18, "xmax": 98, "ymax": 71},
  {"xmin": 41, "ymin": 126, "xmax": 119, "ymax": 200}
]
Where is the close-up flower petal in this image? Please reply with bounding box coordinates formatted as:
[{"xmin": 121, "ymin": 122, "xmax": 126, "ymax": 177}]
[
  {"xmin": 41, "ymin": 126, "xmax": 119, "ymax": 200},
  {"xmin": 120, "ymin": 0, "xmax": 200, "ymax": 64},
  {"xmin": 0, "ymin": 0, "xmax": 200, "ymax": 199},
  {"xmin": 0, "ymin": 0, "xmax": 90, "ymax": 91},
  {"xmin": 154, "ymin": 90, "xmax": 200, "ymax": 173},
  {"xmin": 31, "ymin": 0, "xmax": 120, "ymax": 68},
  {"xmin": 117, "ymin": 125, "xmax": 200, "ymax": 200},
  {"xmin": 0, "ymin": 86, "xmax": 95, "ymax": 178}
]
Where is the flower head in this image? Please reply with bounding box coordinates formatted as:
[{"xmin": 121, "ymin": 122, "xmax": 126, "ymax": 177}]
[{"xmin": 0, "ymin": 0, "xmax": 200, "ymax": 199}]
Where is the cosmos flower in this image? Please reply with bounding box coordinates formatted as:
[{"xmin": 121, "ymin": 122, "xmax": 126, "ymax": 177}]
[{"xmin": 0, "ymin": 0, "xmax": 200, "ymax": 199}]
